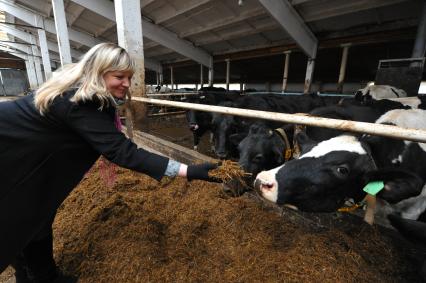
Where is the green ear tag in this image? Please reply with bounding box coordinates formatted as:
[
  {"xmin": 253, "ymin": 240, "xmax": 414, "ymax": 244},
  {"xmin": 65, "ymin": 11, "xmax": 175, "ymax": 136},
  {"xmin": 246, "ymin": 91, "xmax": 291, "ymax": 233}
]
[{"xmin": 363, "ymin": 181, "xmax": 385, "ymax": 195}]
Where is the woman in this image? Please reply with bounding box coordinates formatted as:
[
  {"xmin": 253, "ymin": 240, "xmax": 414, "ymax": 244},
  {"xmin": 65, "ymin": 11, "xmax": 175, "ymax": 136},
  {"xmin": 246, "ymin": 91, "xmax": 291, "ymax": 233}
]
[{"xmin": 0, "ymin": 43, "xmax": 219, "ymax": 283}]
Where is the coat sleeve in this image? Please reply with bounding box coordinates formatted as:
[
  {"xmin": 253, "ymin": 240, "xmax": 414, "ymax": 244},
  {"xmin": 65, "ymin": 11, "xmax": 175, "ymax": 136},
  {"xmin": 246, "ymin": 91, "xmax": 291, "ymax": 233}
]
[{"xmin": 63, "ymin": 102, "xmax": 170, "ymax": 181}]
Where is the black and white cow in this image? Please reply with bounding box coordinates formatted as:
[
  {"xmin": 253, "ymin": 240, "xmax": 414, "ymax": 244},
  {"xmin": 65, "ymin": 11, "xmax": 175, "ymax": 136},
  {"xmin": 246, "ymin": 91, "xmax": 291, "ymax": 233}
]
[
  {"xmin": 306, "ymin": 99, "xmax": 411, "ymax": 141},
  {"xmin": 253, "ymin": 109, "xmax": 426, "ymax": 221},
  {"xmin": 354, "ymin": 85, "xmax": 407, "ymax": 104},
  {"xmin": 243, "ymin": 105, "xmax": 426, "ymax": 279},
  {"xmin": 230, "ymin": 99, "xmax": 409, "ymax": 187}
]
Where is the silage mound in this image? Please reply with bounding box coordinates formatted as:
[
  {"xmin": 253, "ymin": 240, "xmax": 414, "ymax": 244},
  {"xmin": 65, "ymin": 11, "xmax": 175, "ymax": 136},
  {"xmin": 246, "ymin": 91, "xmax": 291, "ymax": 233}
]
[{"xmin": 53, "ymin": 161, "xmax": 420, "ymax": 282}]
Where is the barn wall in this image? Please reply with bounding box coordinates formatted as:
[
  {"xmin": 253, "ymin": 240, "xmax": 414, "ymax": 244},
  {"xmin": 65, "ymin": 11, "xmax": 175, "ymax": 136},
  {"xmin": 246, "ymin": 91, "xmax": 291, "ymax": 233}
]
[{"xmin": 0, "ymin": 69, "xmax": 29, "ymax": 96}]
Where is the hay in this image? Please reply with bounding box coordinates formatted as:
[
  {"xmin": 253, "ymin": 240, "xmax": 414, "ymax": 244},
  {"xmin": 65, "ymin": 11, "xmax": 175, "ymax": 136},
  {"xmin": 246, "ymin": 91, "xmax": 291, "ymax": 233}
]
[
  {"xmin": 208, "ymin": 160, "xmax": 251, "ymax": 187},
  {"xmin": 47, "ymin": 162, "xmax": 421, "ymax": 282}
]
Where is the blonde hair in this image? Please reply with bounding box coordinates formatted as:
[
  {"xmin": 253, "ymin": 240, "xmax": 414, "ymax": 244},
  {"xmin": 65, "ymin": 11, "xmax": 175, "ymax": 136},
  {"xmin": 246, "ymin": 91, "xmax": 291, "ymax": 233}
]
[{"xmin": 34, "ymin": 43, "xmax": 135, "ymax": 114}]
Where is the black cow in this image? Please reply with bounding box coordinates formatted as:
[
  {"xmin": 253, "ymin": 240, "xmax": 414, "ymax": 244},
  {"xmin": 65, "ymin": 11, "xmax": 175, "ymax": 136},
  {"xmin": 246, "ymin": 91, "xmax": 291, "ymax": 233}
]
[
  {"xmin": 184, "ymin": 92, "xmax": 240, "ymax": 150},
  {"xmin": 212, "ymin": 93, "xmax": 335, "ymax": 159},
  {"xmin": 233, "ymin": 122, "xmax": 292, "ymax": 176},
  {"xmin": 223, "ymin": 122, "xmax": 294, "ymax": 195},
  {"xmin": 199, "ymin": 86, "xmax": 226, "ymax": 92}
]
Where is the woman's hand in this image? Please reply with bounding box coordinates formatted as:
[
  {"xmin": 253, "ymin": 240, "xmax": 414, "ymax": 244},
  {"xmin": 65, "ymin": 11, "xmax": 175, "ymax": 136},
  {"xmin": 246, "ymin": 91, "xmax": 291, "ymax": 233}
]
[{"xmin": 186, "ymin": 163, "xmax": 221, "ymax": 183}]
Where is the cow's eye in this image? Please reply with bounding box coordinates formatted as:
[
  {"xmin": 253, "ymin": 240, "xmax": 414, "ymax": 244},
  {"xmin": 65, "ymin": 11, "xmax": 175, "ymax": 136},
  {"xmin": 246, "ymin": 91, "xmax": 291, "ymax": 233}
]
[
  {"xmin": 336, "ymin": 166, "xmax": 349, "ymax": 175},
  {"xmin": 252, "ymin": 154, "xmax": 264, "ymax": 163}
]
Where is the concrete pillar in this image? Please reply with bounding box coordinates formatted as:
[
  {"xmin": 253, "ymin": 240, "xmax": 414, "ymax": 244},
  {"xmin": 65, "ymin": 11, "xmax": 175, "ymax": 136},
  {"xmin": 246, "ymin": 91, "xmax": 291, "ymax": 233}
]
[
  {"xmin": 337, "ymin": 44, "xmax": 350, "ymax": 93},
  {"xmin": 411, "ymin": 2, "xmax": 426, "ymax": 59},
  {"xmin": 170, "ymin": 66, "xmax": 174, "ymax": 90},
  {"xmin": 282, "ymin": 51, "xmax": 291, "ymax": 92},
  {"xmin": 35, "ymin": 15, "xmax": 52, "ymax": 80},
  {"xmin": 200, "ymin": 64, "xmax": 204, "ymax": 88},
  {"xmin": 304, "ymin": 57, "xmax": 315, "ymax": 94},
  {"xmin": 208, "ymin": 57, "xmax": 214, "ymax": 87},
  {"xmin": 33, "ymin": 56, "xmax": 43, "ymax": 85},
  {"xmin": 51, "ymin": 0, "xmax": 72, "ymax": 65},
  {"xmin": 25, "ymin": 59, "xmax": 38, "ymax": 89},
  {"xmin": 115, "ymin": 0, "xmax": 146, "ymax": 134},
  {"xmin": 225, "ymin": 59, "xmax": 230, "ymax": 90}
]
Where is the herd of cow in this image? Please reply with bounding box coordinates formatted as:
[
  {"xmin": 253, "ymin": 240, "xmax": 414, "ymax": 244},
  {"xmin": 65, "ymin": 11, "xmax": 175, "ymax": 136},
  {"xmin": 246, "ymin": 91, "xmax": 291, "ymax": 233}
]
[{"xmin": 182, "ymin": 85, "xmax": 426, "ymax": 278}]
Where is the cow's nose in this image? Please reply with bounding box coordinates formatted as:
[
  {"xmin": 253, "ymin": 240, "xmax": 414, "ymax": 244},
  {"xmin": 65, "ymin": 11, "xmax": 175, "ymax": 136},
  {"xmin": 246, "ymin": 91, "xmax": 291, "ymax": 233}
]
[{"xmin": 254, "ymin": 173, "xmax": 275, "ymax": 192}]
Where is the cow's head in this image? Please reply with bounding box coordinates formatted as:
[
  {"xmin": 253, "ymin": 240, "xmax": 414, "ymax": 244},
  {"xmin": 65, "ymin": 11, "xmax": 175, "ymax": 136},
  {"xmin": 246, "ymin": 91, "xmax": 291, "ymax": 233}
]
[
  {"xmin": 211, "ymin": 101, "xmax": 238, "ymax": 159},
  {"xmin": 233, "ymin": 123, "xmax": 292, "ymax": 178},
  {"xmin": 185, "ymin": 95, "xmax": 209, "ymax": 132},
  {"xmin": 185, "ymin": 110, "xmax": 199, "ymax": 131},
  {"xmin": 253, "ymin": 133, "xmax": 423, "ymax": 212},
  {"xmin": 223, "ymin": 123, "xmax": 290, "ymax": 195}
]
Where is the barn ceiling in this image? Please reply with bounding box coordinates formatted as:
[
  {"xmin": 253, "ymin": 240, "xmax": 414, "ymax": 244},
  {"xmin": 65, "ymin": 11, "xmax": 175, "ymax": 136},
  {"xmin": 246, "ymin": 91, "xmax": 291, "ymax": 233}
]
[{"xmin": 0, "ymin": 0, "xmax": 424, "ymax": 84}]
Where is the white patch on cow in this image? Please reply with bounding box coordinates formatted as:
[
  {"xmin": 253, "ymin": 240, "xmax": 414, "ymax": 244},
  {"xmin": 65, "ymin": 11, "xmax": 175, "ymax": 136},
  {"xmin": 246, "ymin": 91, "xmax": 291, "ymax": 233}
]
[
  {"xmin": 359, "ymin": 85, "xmax": 407, "ymax": 99},
  {"xmin": 376, "ymin": 109, "xmax": 426, "ymax": 129},
  {"xmin": 376, "ymin": 109, "xmax": 426, "ymax": 152},
  {"xmin": 391, "ymin": 155, "xmax": 403, "ymax": 164},
  {"xmin": 300, "ymin": 135, "xmax": 366, "ymax": 159},
  {"xmin": 401, "ymin": 194, "xmax": 426, "ymax": 220},
  {"xmin": 388, "ymin": 97, "xmax": 421, "ymax": 109}
]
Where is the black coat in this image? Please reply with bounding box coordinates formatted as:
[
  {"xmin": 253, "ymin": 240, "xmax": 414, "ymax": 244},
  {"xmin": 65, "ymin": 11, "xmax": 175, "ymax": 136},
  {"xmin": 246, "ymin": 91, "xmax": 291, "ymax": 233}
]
[{"xmin": 0, "ymin": 90, "xmax": 169, "ymax": 271}]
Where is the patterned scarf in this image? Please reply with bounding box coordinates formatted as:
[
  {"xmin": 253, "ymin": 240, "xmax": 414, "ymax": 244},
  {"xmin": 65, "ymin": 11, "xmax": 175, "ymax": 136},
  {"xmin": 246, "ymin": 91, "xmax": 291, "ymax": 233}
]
[{"xmin": 94, "ymin": 110, "xmax": 122, "ymax": 187}]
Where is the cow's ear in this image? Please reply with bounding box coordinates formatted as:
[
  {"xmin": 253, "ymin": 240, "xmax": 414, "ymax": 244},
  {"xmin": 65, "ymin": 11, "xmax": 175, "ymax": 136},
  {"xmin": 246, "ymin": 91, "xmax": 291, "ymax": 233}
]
[
  {"xmin": 229, "ymin": 133, "xmax": 246, "ymax": 146},
  {"xmin": 363, "ymin": 169, "xmax": 424, "ymax": 204}
]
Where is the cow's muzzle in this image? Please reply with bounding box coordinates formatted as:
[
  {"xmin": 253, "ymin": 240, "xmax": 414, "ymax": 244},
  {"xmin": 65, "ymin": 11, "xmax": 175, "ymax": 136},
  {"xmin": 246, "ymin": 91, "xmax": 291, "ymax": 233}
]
[{"xmin": 189, "ymin": 124, "xmax": 199, "ymax": 131}]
